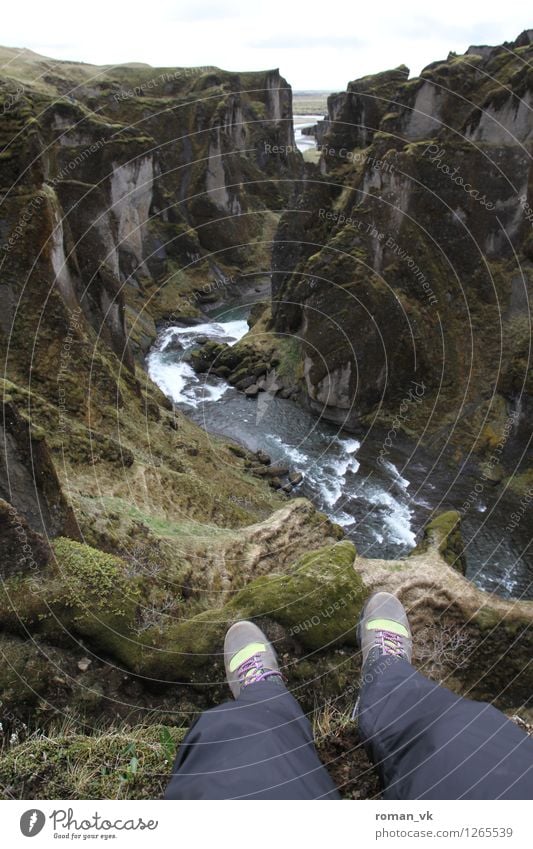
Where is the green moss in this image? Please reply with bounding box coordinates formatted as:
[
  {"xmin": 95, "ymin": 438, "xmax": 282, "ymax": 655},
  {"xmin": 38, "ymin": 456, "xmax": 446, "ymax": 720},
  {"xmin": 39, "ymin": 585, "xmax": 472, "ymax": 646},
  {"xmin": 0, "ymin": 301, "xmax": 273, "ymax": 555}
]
[
  {"xmin": 52, "ymin": 537, "xmax": 133, "ymax": 614},
  {"xmin": 0, "ymin": 636, "xmax": 52, "ymax": 710},
  {"xmin": 138, "ymin": 541, "xmax": 365, "ymax": 679},
  {"xmin": 229, "ymin": 541, "xmax": 365, "ymax": 650},
  {"xmin": 411, "ymin": 510, "xmax": 466, "ymax": 574},
  {"xmin": 504, "ymin": 469, "xmax": 533, "ymax": 498},
  {"xmin": 0, "ymin": 725, "xmax": 186, "ymax": 799},
  {"xmin": 275, "ymin": 336, "xmax": 302, "ymax": 382},
  {"xmin": 150, "ymin": 607, "xmax": 230, "ymax": 680},
  {"xmin": 475, "ymin": 606, "xmax": 504, "ymax": 632}
]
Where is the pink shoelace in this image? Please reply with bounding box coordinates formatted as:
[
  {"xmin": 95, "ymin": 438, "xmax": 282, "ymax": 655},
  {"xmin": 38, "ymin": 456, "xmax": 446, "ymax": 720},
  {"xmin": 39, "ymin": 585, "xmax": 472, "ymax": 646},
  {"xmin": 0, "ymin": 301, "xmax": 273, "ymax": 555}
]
[
  {"xmin": 374, "ymin": 629, "xmax": 407, "ymax": 658},
  {"xmin": 237, "ymin": 653, "xmax": 283, "ymax": 687}
]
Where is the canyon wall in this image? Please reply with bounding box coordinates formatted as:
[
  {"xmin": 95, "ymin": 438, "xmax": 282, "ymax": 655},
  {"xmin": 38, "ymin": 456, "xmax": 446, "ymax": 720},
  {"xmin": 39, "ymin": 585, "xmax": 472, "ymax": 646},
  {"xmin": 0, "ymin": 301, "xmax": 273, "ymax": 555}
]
[{"xmin": 270, "ymin": 31, "xmax": 533, "ymax": 490}]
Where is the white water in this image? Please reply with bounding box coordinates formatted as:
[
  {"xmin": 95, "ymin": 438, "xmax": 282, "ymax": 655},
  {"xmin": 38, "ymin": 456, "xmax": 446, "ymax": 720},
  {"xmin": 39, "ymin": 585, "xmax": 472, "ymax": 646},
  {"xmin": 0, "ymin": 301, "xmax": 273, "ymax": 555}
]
[
  {"xmin": 147, "ymin": 319, "xmax": 248, "ymax": 408},
  {"xmin": 293, "ymin": 114, "xmax": 324, "ymax": 152},
  {"xmin": 148, "ymin": 315, "xmax": 417, "ymax": 555},
  {"xmin": 147, "ymin": 312, "xmax": 533, "ymax": 596}
]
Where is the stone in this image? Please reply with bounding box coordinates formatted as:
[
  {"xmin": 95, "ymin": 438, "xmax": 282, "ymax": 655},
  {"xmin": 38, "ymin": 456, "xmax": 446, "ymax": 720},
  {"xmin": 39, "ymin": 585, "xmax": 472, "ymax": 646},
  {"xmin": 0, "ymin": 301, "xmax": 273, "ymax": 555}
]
[
  {"xmin": 251, "ymin": 464, "xmax": 289, "ymax": 478},
  {"xmin": 289, "ymin": 471, "xmax": 304, "ymax": 486},
  {"xmin": 244, "ymin": 384, "xmax": 260, "ymax": 396},
  {"xmin": 212, "ymin": 365, "xmax": 232, "ymax": 378},
  {"xmin": 235, "ymin": 376, "xmax": 256, "ymax": 391},
  {"xmin": 0, "ymin": 498, "xmax": 50, "ymax": 579},
  {"xmin": 163, "ymin": 333, "xmax": 183, "ymax": 352},
  {"xmin": 410, "ymin": 510, "xmax": 467, "ymax": 575},
  {"xmin": 0, "ymin": 402, "xmax": 80, "ymax": 540},
  {"xmin": 268, "ymin": 36, "xmax": 533, "ymax": 475},
  {"xmin": 267, "ymin": 465, "xmax": 290, "ymax": 478}
]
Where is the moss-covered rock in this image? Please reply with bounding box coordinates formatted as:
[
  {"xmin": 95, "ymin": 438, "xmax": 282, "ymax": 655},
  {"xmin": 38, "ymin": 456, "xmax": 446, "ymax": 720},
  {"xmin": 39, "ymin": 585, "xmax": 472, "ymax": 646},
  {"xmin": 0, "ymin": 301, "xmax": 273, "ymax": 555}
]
[
  {"xmin": 410, "ymin": 510, "xmax": 466, "ymax": 574},
  {"xmin": 229, "ymin": 541, "xmax": 365, "ymax": 650},
  {"xmin": 113, "ymin": 540, "xmax": 365, "ymax": 681},
  {"xmin": 0, "ymin": 508, "xmax": 352, "ymax": 683}
]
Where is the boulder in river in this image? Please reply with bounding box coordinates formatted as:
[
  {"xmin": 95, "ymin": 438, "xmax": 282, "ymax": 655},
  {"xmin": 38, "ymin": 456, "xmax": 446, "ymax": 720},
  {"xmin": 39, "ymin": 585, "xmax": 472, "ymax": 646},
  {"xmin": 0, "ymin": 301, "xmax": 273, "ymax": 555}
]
[
  {"xmin": 289, "ymin": 471, "xmax": 304, "ymax": 486},
  {"xmin": 251, "ymin": 464, "xmax": 289, "ymax": 478},
  {"xmin": 236, "ymin": 375, "xmax": 257, "ymax": 391},
  {"xmin": 212, "ymin": 365, "xmax": 232, "ymax": 378},
  {"xmin": 162, "ymin": 333, "xmax": 183, "ymax": 352},
  {"xmin": 270, "ymin": 464, "xmax": 290, "ymax": 477}
]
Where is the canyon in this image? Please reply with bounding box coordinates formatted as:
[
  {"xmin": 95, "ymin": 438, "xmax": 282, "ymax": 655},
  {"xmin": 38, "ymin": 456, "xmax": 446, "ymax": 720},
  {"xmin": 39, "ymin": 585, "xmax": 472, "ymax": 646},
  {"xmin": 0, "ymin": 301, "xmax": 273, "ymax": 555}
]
[{"xmin": 0, "ymin": 33, "xmax": 532, "ymax": 798}]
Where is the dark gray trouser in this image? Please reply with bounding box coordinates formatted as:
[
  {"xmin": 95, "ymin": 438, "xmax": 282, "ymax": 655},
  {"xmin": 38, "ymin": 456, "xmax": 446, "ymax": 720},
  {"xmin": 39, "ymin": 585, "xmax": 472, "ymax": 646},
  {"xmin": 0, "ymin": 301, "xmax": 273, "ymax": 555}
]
[
  {"xmin": 358, "ymin": 656, "xmax": 533, "ymax": 799},
  {"xmin": 164, "ymin": 658, "xmax": 533, "ymax": 800},
  {"xmin": 163, "ymin": 679, "xmax": 340, "ymax": 799}
]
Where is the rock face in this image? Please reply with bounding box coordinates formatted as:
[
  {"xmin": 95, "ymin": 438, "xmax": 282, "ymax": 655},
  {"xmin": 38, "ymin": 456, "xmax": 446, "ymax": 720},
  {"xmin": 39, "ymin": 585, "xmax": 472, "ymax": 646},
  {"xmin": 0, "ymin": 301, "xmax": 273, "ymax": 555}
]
[
  {"xmin": 269, "ymin": 32, "xmax": 533, "ymax": 485},
  {"xmin": 0, "ymin": 49, "xmax": 311, "ymax": 749},
  {"xmin": 1, "ymin": 42, "xmax": 532, "ymax": 798},
  {"xmin": 0, "ymin": 400, "xmax": 78, "ymax": 539},
  {"xmin": 0, "ymin": 50, "xmax": 300, "ymax": 369},
  {"xmin": 0, "ymin": 51, "xmax": 304, "ymax": 570},
  {"xmin": 410, "ymin": 509, "xmax": 467, "ymax": 574}
]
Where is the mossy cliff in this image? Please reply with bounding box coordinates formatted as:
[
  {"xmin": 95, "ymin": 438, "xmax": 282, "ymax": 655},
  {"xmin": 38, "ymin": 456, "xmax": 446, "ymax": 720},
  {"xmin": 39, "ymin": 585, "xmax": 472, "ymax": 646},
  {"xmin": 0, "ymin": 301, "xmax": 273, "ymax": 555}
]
[
  {"xmin": 0, "ymin": 47, "xmax": 300, "ymax": 360},
  {"xmin": 0, "ymin": 47, "xmax": 334, "ymax": 756},
  {"xmin": 2, "ymin": 519, "xmax": 533, "ymax": 799},
  {"xmin": 267, "ymin": 31, "xmax": 533, "ymax": 488},
  {"xmin": 1, "ymin": 41, "xmax": 533, "ymax": 800},
  {"xmin": 2, "ymin": 518, "xmax": 533, "ymax": 719}
]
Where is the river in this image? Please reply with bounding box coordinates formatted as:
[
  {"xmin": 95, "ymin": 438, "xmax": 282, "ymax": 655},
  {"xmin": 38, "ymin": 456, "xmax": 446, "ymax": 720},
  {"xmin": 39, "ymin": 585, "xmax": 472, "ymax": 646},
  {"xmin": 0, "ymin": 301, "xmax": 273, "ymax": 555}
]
[
  {"xmin": 293, "ymin": 114, "xmax": 324, "ymax": 152},
  {"xmin": 148, "ymin": 296, "xmax": 533, "ymax": 601}
]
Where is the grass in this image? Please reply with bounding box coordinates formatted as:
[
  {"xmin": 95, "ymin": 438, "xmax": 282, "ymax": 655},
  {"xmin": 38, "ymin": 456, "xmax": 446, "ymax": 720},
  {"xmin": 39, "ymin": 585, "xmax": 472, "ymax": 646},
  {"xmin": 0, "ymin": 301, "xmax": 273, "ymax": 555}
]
[
  {"xmin": 312, "ymin": 698, "xmax": 381, "ymax": 799},
  {"xmin": 313, "ymin": 699, "xmax": 353, "ymax": 739},
  {"xmin": 78, "ymin": 494, "xmax": 235, "ymax": 541},
  {"xmin": 0, "ymin": 721, "xmax": 187, "ymax": 800}
]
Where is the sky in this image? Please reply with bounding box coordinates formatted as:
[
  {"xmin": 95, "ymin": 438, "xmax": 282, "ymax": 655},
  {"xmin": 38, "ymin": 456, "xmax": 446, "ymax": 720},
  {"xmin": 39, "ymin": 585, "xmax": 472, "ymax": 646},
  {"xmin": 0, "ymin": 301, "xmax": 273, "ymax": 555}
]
[{"xmin": 2, "ymin": 0, "xmax": 531, "ymax": 90}]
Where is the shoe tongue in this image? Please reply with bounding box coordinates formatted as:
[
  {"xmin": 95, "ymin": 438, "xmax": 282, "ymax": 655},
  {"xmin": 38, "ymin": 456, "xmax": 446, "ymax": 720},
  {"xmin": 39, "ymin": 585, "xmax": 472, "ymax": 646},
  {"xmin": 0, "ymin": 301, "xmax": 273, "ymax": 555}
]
[
  {"xmin": 229, "ymin": 642, "xmax": 266, "ymax": 672},
  {"xmin": 366, "ymin": 618, "xmax": 409, "ymax": 637}
]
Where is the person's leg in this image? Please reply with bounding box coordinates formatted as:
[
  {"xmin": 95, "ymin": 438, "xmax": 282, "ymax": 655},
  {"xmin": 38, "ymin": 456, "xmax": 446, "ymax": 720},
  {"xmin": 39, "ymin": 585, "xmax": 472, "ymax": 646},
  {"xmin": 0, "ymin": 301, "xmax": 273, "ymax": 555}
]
[
  {"xmin": 356, "ymin": 593, "xmax": 533, "ymax": 800},
  {"xmin": 164, "ymin": 622, "xmax": 339, "ymax": 799}
]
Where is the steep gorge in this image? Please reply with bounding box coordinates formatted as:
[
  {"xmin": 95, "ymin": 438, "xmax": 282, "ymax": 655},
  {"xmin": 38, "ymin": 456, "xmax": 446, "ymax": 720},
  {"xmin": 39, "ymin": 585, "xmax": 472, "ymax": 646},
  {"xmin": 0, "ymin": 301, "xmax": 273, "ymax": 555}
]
[{"xmin": 0, "ymin": 40, "xmax": 532, "ymax": 799}]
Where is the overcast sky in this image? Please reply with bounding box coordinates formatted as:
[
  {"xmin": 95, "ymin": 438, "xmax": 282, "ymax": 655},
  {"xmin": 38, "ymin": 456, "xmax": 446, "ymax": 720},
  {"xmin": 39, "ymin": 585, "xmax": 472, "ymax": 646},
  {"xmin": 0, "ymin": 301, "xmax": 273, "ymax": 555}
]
[{"xmin": 2, "ymin": 0, "xmax": 530, "ymax": 90}]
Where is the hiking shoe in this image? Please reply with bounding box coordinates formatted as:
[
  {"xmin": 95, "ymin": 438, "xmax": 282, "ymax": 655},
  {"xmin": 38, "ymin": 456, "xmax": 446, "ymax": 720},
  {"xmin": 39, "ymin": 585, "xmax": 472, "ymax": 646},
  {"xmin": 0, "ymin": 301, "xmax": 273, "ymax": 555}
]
[
  {"xmin": 357, "ymin": 592, "xmax": 412, "ymax": 673},
  {"xmin": 224, "ymin": 621, "xmax": 284, "ymax": 698}
]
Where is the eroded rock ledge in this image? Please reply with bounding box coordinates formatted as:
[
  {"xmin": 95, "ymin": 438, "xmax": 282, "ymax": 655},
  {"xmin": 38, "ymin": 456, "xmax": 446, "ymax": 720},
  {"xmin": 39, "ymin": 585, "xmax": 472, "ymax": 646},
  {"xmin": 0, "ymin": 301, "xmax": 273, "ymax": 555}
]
[{"xmin": 1, "ymin": 506, "xmax": 531, "ymax": 727}]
